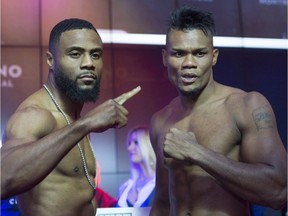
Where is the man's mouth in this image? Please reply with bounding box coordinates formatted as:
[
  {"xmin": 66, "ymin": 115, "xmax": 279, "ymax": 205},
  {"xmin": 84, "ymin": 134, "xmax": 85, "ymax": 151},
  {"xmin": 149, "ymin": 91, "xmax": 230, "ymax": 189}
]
[
  {"xmin": 79, "ymin": 73, "xmax": 96, "ymax": 79},
  {"xmin": 180, "ymin": 73, "xmax": 197, "ymax": 84},
  {"xmin": 78, "ymin": 73, "xmax": 97, "ymax": 83}
]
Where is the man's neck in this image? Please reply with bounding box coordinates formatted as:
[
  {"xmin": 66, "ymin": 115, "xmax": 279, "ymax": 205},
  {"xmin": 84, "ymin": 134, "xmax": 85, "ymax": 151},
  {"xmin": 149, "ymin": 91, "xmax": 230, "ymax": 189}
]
[
  {"xmin": 180, "ymin": 80, "xmax": 218, "ymax": 110},
  {"xmin": 44, "ymin": 81, "xmax": 83, "ymax": 119}
]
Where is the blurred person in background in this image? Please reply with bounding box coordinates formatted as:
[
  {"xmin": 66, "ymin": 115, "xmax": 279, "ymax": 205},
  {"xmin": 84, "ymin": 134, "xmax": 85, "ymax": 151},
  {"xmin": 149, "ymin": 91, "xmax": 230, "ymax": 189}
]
[
  {"xmin": 94, "ymin": 161, "xmax": 117, "ymax": 207},
  {"xmin": 117, "ymin": 126, "xmax": 156, "ymax": 207}
]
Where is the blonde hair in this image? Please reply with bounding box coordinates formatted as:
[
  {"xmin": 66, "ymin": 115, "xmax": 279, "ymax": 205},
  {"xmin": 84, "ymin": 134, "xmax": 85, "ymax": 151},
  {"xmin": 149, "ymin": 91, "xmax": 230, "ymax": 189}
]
[{"xmin": 127, "ymin": 126, "xmax": 156, "ymax": 178}]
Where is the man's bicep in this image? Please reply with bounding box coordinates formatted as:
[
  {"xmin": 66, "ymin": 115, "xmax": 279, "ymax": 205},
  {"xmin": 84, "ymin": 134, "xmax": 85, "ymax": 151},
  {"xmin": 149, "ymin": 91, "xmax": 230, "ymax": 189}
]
[
  {"xmin": 239, "ymin": 93, "xmax": 285, "ymax": 165},
  {"xmin": 240, "ymin": 128, "xmax": 284, "ymax": 165},
  {"xmin": 4, "ymin": 107, "xmax": 56, "ymax": 147}
]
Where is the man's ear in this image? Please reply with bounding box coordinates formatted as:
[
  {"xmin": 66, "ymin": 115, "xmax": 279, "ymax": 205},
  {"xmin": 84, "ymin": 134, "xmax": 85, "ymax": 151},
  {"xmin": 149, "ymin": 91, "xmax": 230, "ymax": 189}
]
[
  {"xmin": 162, "ymin": 48, "xmax": 168, "ymax": 67},
  {"xmin": 212, "ymin": 48, "xmax": 219, "ymax": 66},
  {"xmin": 46, "ymin": 51, "xmax": 54, "ymax": 69}
]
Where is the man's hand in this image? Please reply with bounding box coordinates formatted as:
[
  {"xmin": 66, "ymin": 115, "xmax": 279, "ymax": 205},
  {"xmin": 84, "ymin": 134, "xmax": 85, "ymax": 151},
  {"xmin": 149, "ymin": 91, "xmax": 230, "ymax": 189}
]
[
  {"xmin": 84, "ymin": 86, "xmax": 141, "ymax": 133},
  {"xmin": 114, "ymin": 86, "xmax": 141, "ymax": 105},
  {"xmin": 164, "ymin": 128, "xmax": 199, "ymax": 162}
]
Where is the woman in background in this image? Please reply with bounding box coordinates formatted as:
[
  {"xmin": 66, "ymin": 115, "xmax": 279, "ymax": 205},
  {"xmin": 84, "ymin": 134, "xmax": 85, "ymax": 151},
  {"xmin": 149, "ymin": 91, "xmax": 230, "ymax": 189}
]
[
  {"xmin": 117, "ymin": 126, "xmax": 156, "ymax": 207},
  {"xmin": 94, "ymin": 162, "xmax": 117, "ymax": 208}
]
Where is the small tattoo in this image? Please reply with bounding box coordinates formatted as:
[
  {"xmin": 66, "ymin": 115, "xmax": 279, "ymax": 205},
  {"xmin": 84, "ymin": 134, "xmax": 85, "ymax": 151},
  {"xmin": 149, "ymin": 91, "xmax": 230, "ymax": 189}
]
[{"xmin": 252, "ymin": 105, "xmax": 273, "ymax": 131}]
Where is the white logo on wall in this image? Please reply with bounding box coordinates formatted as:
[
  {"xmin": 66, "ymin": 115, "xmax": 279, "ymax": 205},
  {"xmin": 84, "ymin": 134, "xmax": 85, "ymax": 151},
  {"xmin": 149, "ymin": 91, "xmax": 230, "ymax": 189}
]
[
  {"xmin": 9, "ymin": 197, "xmax": 17, "ymax": 205},
  {"xmin": 0, "ymin": 64, "xmax": 23, "ymax": 88}
]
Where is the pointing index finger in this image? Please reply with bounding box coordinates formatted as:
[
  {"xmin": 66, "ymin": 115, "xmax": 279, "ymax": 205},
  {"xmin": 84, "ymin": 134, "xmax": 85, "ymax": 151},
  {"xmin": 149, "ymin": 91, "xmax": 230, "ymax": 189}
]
[{"xmin": 114, "ymin": 86, "xmax": 141, "ymax": 105}]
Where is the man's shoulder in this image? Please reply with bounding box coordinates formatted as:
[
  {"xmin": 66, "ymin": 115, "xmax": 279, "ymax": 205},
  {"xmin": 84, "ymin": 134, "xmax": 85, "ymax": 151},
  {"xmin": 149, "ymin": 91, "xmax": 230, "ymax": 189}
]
[
  {"xmin": 16, "ymin": 88, "xmax": 48, "ymax": 110},
  {"xmin": 223, "ymin": 89, "xmax": 271, "ymax": 123},
  {"xmin": 4, "ymin": 89, "xmax": 57, "ymax": 140},
  {"xmin": 149, "ymin": 98, "xmax": 179, "ymax": 136},
  {"xmin": 152, "ymin": 97, "xmax": 179, "ymax": 118},
  {"xmin": 11, "ymin": 88, "xmax": 60, "ymax": 122},
  {"xmin": 225, "ymin": 89, "xmax": 267, "ymax": 106},
  {"xmin": 13, "ymin": 101, "xmax": 52, "ymax": 122},
  {"xmin": 212, "ymin": 83, "xmax": 269, "ymax": 112}
]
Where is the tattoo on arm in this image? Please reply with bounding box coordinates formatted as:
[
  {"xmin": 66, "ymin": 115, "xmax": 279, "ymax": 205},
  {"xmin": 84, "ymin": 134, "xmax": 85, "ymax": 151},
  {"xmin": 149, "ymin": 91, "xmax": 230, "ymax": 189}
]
[{"xmin": 252, "ymin": 104, "xmax": 273, "ymax": 131}]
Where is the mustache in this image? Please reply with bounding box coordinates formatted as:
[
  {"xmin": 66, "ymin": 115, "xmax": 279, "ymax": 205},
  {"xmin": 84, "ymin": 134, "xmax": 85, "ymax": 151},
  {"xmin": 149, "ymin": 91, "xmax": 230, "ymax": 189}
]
[{"xmin": 77, "ymin": 72, "xmax": 97, "ymax": 79}]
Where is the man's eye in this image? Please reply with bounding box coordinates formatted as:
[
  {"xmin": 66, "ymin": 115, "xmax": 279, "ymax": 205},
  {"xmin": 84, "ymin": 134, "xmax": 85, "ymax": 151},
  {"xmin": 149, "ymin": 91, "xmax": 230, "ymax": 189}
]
[
  {"xmin": 69, "ymin": 52, "xmax": 81, "ymax": 58},
  {"xmin": 196, "ymin": 51, "xmax": 206, "ymax": 57},
  {"xmin": 91, "ymin": 52, "xmax": 101, "ymax": 59},
  {"xmin": 172, "ymin": 51, "xmax": 183, "ymax": 57}
]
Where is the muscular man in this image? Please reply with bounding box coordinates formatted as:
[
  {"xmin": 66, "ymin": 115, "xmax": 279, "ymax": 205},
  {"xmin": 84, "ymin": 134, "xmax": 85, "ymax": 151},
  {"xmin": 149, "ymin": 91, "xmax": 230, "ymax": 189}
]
[
  {"xmin": 1, "ymin": 18, "xmax": 141, "ymax": 216},
  {"xmin": 149, "ymin": 7, "xmax": 287, "ymax": 216}
]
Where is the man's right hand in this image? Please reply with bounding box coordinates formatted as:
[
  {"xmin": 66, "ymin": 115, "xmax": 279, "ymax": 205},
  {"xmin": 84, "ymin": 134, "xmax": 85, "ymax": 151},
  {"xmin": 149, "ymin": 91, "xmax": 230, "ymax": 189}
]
[{"xmin": 84, "ymin": 86, "xmax": 141, "ymax": 133}]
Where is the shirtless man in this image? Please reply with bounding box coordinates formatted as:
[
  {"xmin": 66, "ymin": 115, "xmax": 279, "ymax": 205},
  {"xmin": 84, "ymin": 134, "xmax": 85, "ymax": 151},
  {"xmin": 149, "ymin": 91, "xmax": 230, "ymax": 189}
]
[
  {"xmin": 149, "ymin": 7, "xmax": 287, "ymax": 216},
  {"xmin": 1, "ymin": 18, "xmax": 141, "ymax": 216}
]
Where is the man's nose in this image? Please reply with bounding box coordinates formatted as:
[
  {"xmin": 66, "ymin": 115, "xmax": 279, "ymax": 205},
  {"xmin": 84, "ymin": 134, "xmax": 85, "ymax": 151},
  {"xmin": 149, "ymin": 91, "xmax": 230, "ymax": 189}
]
[
  {"xmin": 81, "ymin": 54, "xmax": 94, "ymax": 69},
  {"xmin": 182, "ymin": 54, "xmax": 196, "ymax": 68}
]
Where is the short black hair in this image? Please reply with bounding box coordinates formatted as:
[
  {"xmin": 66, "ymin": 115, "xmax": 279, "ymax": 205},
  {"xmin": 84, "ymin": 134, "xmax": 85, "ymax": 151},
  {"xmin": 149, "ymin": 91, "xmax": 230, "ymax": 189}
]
[
  {"xmin": 48, "ymin": 18, "xmax": 99, "ymax": 54},
  {"xmin": 167, "ymin": 6, "xmax": 216, "ymax": 37}
]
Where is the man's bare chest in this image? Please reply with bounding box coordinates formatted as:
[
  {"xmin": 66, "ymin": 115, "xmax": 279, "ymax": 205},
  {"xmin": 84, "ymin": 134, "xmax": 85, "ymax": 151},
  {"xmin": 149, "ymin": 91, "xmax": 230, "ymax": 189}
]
[
  {"xmin": 54, "ymin": 137, "xmax": 96, "ymax": 178},
  {"xmin": 159, "ymin": 107, "xmax": 241, "ymax": 154}
]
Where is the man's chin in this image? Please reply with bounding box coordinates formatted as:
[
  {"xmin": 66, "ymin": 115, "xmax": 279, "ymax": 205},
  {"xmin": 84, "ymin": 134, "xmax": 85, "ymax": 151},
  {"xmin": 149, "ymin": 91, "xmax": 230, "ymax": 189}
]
[
  {"xmin": 78, "ymin": 83, "xmax": 97, "ymax": 90},
  {"xmin": 66, "ymin": 88, "xmax": 100, "ymax": 103}
]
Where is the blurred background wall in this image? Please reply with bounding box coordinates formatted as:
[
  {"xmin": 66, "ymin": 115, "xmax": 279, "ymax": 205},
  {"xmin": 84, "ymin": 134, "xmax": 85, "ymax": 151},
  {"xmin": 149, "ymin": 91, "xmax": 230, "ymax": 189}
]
[{"xmin": 1, "ymin": 0, "xmax": 287, "ymax": 214}]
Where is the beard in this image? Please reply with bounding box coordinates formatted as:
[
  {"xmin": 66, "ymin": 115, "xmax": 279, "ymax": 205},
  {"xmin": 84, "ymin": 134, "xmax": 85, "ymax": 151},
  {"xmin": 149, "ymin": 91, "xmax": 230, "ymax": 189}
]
[
  {"xmin": 54, "ymin": 67, "xmax": 101, "ymax": 103},
  {"xmin": 178, "ymin": 86, "xmax": 202, "ymax": 98},
  {"xmin": 179, "ymin": 90, "xmax": 197, "ymax": 97}
]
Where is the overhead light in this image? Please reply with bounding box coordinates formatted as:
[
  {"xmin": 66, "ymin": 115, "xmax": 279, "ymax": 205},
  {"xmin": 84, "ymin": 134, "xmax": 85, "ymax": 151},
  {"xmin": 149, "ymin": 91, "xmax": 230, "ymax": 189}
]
[{"xmin": 98, "ymin": 30, "xmax": 288, "ymax": 50}]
